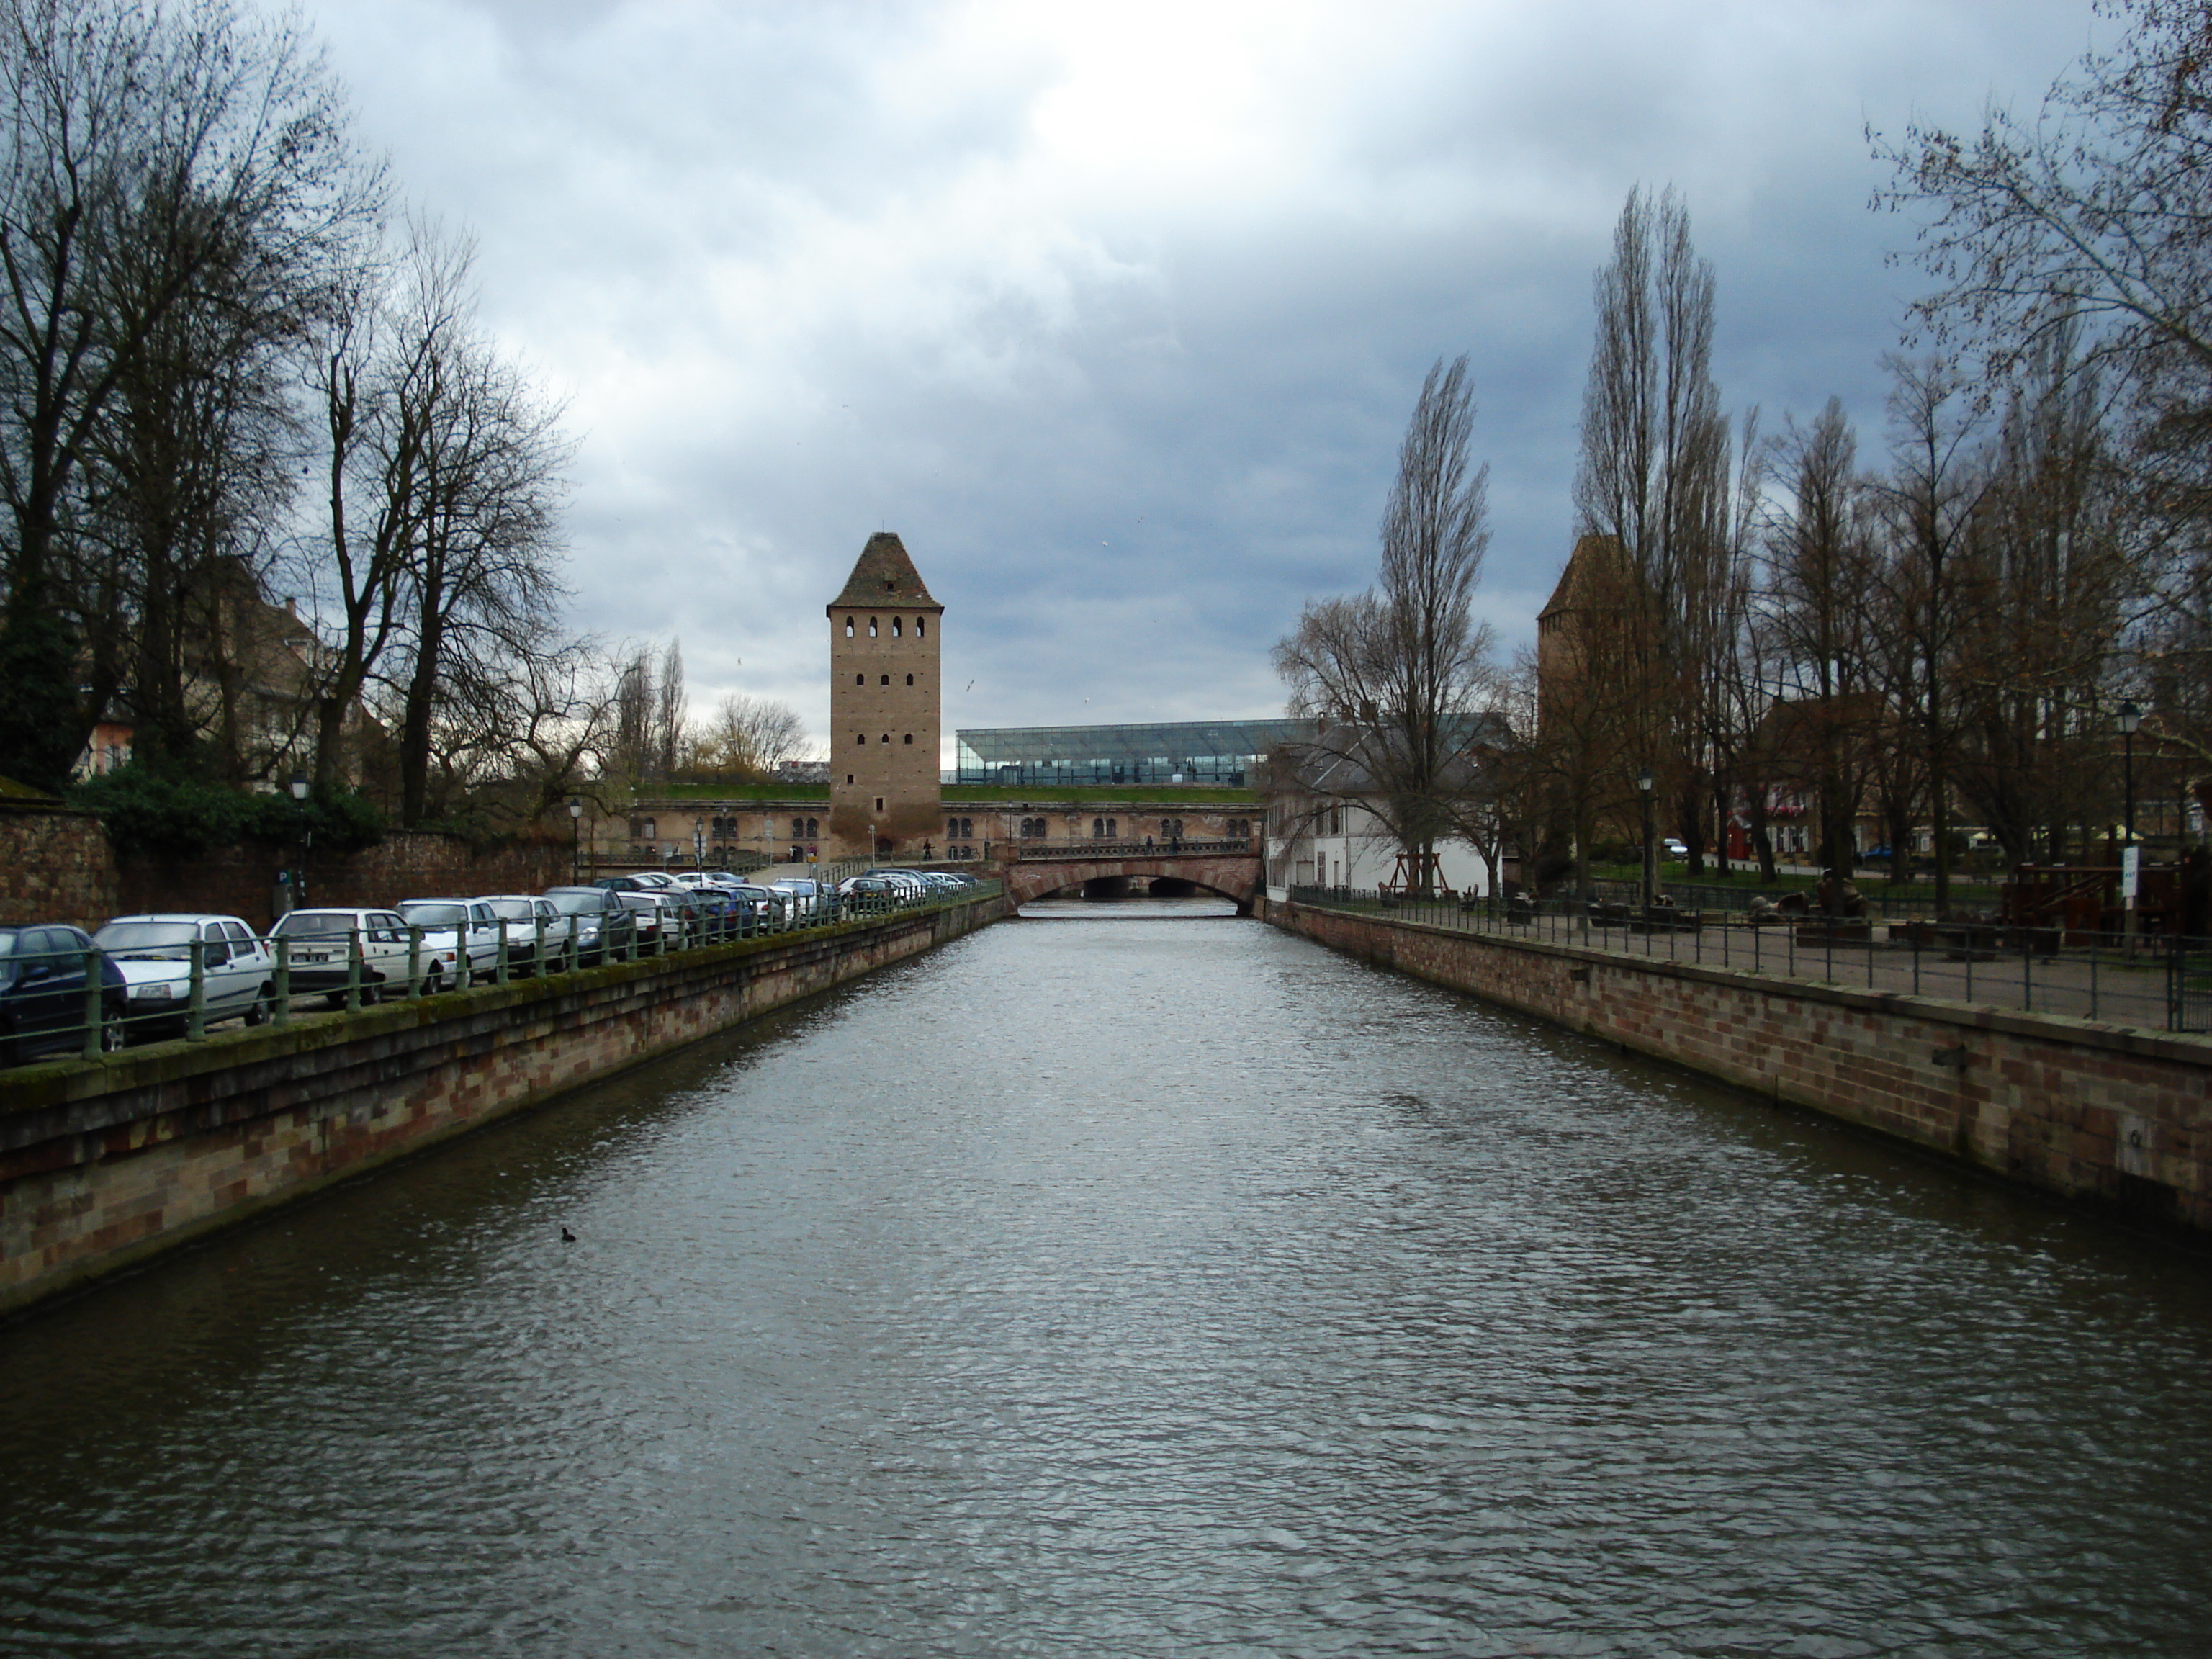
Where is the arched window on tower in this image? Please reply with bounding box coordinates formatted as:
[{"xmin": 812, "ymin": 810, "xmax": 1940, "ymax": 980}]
[
  {"xmin": 915, "ymin": 617, "xmax": 925, "ymax": 637},
  {"xmin": 892, "ymin": 616, "xmax": 902, "ymax": 637},
  {"xmin": 880, "ymin": 733, "xmax": 890, "ymax": 743},
  {"xmin": 855, "ymin": 733, "xmax": 866, "ymax": 747},
  {"xmin": 906, "ymin": 673, "xmax": 914, "ymax": 685},
  {"xmin": 902, "ymin": 734, "xmax": 913, "ymax": 745},
  {"xmin": 854, "ymin": 673, "xmax": 863, "ymax": 685},
  {"xmin": 844, "ymin": 616, "xmax": 854, "ymax": 637},
  {"xmin": 881, "ymin": 674, "xmax": 889, "ymax": 685},
  {"xmin": 868, "ymin": 618, "xmax": 878, "ymax": 637}
]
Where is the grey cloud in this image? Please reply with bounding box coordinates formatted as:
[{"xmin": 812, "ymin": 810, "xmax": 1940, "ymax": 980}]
[{"xmin": 302, "ymin": 0, "xmax": 2108, "ymax": 750}]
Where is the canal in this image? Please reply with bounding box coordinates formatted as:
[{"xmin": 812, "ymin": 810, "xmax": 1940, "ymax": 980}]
[{"xmin": 2, "ymin": 902, "xmax": 2209, "ymax": 1655}]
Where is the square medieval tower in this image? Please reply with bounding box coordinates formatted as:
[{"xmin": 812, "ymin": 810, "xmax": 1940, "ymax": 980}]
[{"xmin": 828, "ymin": 531, "xmax": 943, "ymax": 857}]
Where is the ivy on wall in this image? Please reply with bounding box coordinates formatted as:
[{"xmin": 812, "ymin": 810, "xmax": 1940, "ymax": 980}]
[{"xmin": 69, "ymin": 768, "xmax": 385, "ymax": 862}]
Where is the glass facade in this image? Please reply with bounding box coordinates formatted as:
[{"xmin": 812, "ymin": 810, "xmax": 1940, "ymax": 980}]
[{"xmin": 950, "ymin": 720, "xmax": 1312, "ymax": 787}]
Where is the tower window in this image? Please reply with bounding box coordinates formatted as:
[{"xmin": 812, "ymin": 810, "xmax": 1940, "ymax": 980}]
[
  {"xmin": 905, "ymin": 673, "xmax": 914, "ymax": 685},
  {"xmin": 854, "ymin": 673, "xmax": 863, "ymax": 685},
  {"xmin": 845, "ymin": 617, "xmax": 854, "ymax": 637},
  {"xmin": 881, "ymin": 674, "xmax": 890, "ymax": 685},
  {"xmin": 880, "ymin": 733, "xmax": 889, "ymax": 743},
  {"xmin": 868, "ymin": 618, "xmax": 878, "ymax": 637},
  {"xmin": 845, "ymin": 773, "xmax": 854, "ymax": 785},
  {"xmin": 855, "ymin": 733, "xmax": 866, "ymax": 747},
  {"xmin": 892, "ymin": 616, "xmax": 902, "ymax": 637},
  {"xmin": 903, "ymin": 733, "xmax": 913, "ymax": 745},
  {"xmin": 915, "ymin": 617, "xmax": 925, "ymax": 637},
  {"xmin": 876, "ymin": 797, "xmax": 884, "ymax": 813}
]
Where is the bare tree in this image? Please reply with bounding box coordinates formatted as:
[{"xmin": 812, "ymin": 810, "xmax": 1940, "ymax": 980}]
[
  {"xmin": 0, "ymin": 0, "xmax": 378, "ymax": 789},
  {"xmin": 1570, "ymin": 186, "xmax": 1736, "ymax": 868},
  {"xmin": 379, "ymin": 222, "xmax": 573, "ymax": 824},
  {"xmin": 652, "ymin": 638, "xmax": 686, "ymax": 778},
  {"xmin": 1274, "ymin": 355, "xmax": 1493, "ymax": 891},
  {"xmin": 1761, "ymin": 398, "xmax": 1883, "ymax": 877},
  {"xmin": 696, "ymin": 692, "xmax": 807, "ymax": 778}
]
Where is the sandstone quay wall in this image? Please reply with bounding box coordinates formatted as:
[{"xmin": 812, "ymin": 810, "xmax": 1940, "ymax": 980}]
[
  {"xmin": 1269, "ymin": 901, "xmax": 2211, "ymax": 1235},
  {"xmin": 0, "ymin": 894, "xmax": 1012, "ymax": 1315}
]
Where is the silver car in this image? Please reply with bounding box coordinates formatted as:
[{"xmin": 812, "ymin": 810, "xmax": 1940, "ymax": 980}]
[
  {"xmin": 93, "ymin": 914, "xmax": 275, "ymax": 1033},
  {"xmin": 269, "ymin": 909, "xmax": 422, "ymax": 1004}
]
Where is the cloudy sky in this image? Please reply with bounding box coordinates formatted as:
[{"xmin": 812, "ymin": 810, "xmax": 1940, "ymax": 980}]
[{"xmin": 299, "ymin": 0, "xmax": 2106, "ymax": 758}]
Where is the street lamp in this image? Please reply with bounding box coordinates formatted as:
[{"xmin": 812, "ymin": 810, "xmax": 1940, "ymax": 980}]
[
  {"xmin": 693, "ymin": 819, "xmax": 705, "ymax": 873},
  {"xmin": 1637, "ymin": 766, "xmax": 1656, "ymax": 914},
  {"xmin": 2118, "ymin": 701, "xmax": 2142, "ymax": 943},
  {"xmin": 568, "ymin": 796, "xmax": 583, "ymax": 884},
  {"xmin": 289, "ymin": 774, "xmax": 311, "ymax": 909}
]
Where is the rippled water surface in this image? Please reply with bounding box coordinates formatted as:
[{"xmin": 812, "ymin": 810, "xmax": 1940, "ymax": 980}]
[{"xmin": 4, "ymin": 902, "xmax": 2211, "ymax": 1656}]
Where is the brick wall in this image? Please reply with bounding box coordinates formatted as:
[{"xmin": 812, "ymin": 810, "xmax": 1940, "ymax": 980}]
[
  {"xmin": 0, "ymin": 805, "xmax": 121, "ymax": 930},
  {"xmin": 1269, "ymin": 900, "xmax": 2212, "ymax": 1235},
  {"xmin": 0, "ymin": 891, "xmax": 1013, "ymax": 1314},
  {"xmin": 0, "ymin": 806, "xmax": 571, "ymax": 932}
]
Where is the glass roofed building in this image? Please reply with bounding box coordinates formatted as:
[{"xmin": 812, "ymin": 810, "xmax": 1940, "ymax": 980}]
[{"xmin": 951, "ymin": 720, "xmax": 1310, "ymax": 788}]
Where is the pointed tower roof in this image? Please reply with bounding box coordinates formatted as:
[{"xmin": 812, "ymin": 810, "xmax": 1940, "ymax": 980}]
[{"xmin": 827, "ymin": 531, "xmax": 942, "ymax": 613}]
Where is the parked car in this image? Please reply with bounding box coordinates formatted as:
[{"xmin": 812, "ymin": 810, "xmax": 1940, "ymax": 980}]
[
  {"xmin": 1662, "ymin": 837, "xmax": 1689, "ymax": 860},
  {"xmin": 0, "ymin": 924, "xmax": 125, "ymax": 1064},
  {"xmin": 616, "ymin": 890, "xmax": 695, "ymax": 950},
  {"xmin": 544, "ymin": 886, "xmax": 638, "ymax": 965},
  {"xmin": 470, "ymin": 894, "xmax": 576, "ymax": 974},
  {"xmin": 269, "ymin": 908, "xmax": 418, "ymax": 1004},
  {"xmin": 93, "ymin": 913, "xmax": 275, "ymax": 1034},
  {"xmin": 768, "ymin": 877, "xmax": 826, "ymax": 920},
  {"xmin": 395, "ymin": 899, "xmax": 503, "ymax": 985}
]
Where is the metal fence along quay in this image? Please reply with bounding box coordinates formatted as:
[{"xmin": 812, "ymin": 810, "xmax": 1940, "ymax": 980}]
[
  {"xmin": 1287, "ymin": 885, "xmax": 2212, "ymax": 1035},
  {"xmin": 1, "ymin": 879, "xmax": 1002, "ymax": 1069}
]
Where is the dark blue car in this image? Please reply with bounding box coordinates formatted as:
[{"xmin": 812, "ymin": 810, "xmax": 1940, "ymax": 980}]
[{"xmin": 0, "ymin": 924, "xmax": 127, "ymax": 1065}]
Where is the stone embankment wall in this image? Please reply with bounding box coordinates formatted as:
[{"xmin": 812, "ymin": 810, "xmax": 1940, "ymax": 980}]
[
  {"xmin": 0, "ymin": 801, "xmax": 570, "ymax": 932},
  {"xmin": 0, "ymin": 894, "xmax": 1012, "ymax": 1315},
  {"xmin": 1267, "ymin": 899, "xmax": 2211, "ymax": 1235}
]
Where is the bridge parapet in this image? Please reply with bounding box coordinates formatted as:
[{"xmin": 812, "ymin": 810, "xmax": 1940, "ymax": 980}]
[
  {"xmin": 1003, "ymin": 837, "xmax": 1256, "ymax": 860},
  {"xmin": 993, "ymin": 843, "xmax": 1265, "ymax": 909}
]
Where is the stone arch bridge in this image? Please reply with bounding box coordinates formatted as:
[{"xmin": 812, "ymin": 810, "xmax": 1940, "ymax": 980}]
[{"xmin": 995, "ymin": 838, "xmax": 1265, "ymax": 912}]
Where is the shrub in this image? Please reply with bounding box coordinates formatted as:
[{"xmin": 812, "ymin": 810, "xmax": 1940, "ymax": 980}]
[{"xmin": 70, "ymin": 766, "xmax": 384, "ymax": 860}]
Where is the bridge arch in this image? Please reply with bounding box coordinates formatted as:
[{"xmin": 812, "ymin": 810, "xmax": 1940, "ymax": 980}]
[{"xmin": 1001, "ymin": 853, "xmax": 1264, "ymax": 912}]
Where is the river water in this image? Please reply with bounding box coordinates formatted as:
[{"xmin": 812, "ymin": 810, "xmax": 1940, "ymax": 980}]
[{"xmin": 2, "ymin": 900, "xmax": 2209, "ymax": 1657}]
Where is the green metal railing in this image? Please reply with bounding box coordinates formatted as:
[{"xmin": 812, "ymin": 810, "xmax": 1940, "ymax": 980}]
[
  {"xmin": 2, "ymin": 879, "xmax": 1002, "ymax": 1070},
  {"xmin": 1287, "ymin": 885, "xmax": 2206, "ymax": 1033}
]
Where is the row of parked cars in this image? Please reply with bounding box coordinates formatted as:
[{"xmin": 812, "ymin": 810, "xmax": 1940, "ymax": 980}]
[{"xmin": 0, "ymin": 866, "xmax": 985, "ymax": 1067}]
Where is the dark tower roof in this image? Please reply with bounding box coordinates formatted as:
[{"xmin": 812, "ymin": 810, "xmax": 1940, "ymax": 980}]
[{"xmin": 827, "ymin": 531, "xmax": 942, "ymax": 613}]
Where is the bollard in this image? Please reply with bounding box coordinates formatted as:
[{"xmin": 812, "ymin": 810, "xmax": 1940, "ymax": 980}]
[
  {"xmin": 186, "ymin": 936, "xmax": 207, "ymax": 1040},
  {"xmin": 274, "ymin": 936, "xmax": 292, "ymax": 1029},
  {"xmin": 80, "ymin": 945, "xmax": 104, "ymax": 1060},
  {"xmin": 407, "ymin": 925, "xmax": 423, "ymax": 998}
]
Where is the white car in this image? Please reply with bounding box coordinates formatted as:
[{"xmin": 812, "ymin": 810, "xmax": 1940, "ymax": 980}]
[
  {"xmin": 768, "ymin": 878, "xmax": 826, "ymax": 920},
  {"xmin": 469, "ymin": 894, "xmax": 577, "ymax": 975},
  {"xmin": 396, "ymin": 899, "xmax": 505, "ymax": 985},
  {"xmin": 269, "ymin": 908, "xmax": 435, "ymax": 1004},
  {"xmin": 93, "ymin": 914, "xmax": 275, "ymax": 1033}
]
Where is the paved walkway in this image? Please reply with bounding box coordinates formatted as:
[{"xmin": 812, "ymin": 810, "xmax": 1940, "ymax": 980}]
[{"xmin": 1303, "ymin": 897, "xmax": 2185, "ymax": 1032}]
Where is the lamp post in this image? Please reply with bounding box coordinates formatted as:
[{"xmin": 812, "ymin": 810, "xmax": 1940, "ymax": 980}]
[
  {"xmin": 693, "ymin": 820, "xmax": 705, "ymax": 874},
  {"xmin": 1637, "ymin": 766, "xmax": 1656, "ymax": 916},
  {"xmin": 568, "ymin": 796, "xmax": 583, "ymax": 884},
  {"xmin": 2119, "ymin": 701, "xmax": 2142, "ymax": 944},
  {"xmin": 289, "ymin": 774, "xmax": 311, "ymax": 909}
]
